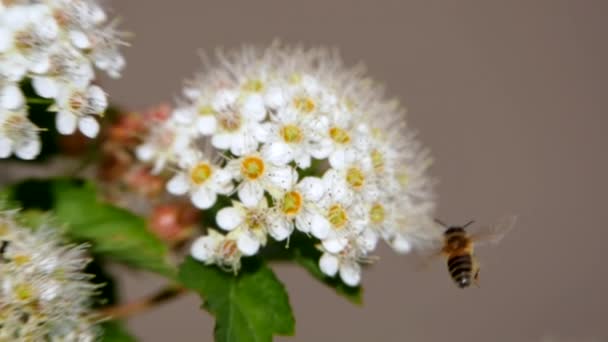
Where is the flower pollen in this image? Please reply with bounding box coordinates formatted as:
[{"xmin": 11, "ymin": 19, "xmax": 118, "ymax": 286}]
[
  {"xmin": 282, "ymin": 191, "xmax": 303, "ymax": 216},
  {"xmin": 346, "ymin": 167, "xmax": 365, "ymax": 189},
  {"xmin": 329, "ymin": 127, "xmax": 350, "ymax": 144},
  {"xmin": 241, "ymin": 156, "xmax": 265, "ymax": 180},
  {"xmin": 328, "ymin": 204, "xmax": 348, "ymax": 229},
  {"xmin": 190, "ymin": 162, "xmax": 213, "ymax": 185},
  {"xmin": 281, "ymin": 124, "xmax": 303, "ymax": 143}
]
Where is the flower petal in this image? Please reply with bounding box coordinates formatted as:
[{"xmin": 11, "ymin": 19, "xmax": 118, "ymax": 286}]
[
  {"xmin": 216, "ymin": 207, "xmax": 243, "ymax": 231},
  {"xmin": 242, "ymin": 94, "xmax": 266, "ymax": 121},
  {"xmin": 31, "ymin": 77, "xmax": 57, "ymax": 99},
  {"xmin": 297, "ymin": 176, "xmax": 325, "ymax": 202},
  {"xmin": 197, "ymin": 115, "xmax": 217, "ymax": 135},
  {"xmin": 391, "ymin": 235, "xmax": 412, "ymax": 254},
  {"xmin": 309, "ymin": 213, "xmax": 330, "ymax": 240},
  {"xmin": 56, "ymin": 111, "xmax": 78, "ymax": 135},
  {"xmin": 322, "ymin": 236, "xmax": 348, "ymax": 253},
  {"xmin": 268, "ymin": 217, "xmax": 293, "ymax": 241},
  {"xmin": 262, "ymin": 141, "xmax": 292, "ymax": 165},
  {"xmin": 339, "ymin": 262, "xmax": 361, "ymax": 287},
  {"xmin": 266, "ymin": 166, "xmax": 295, "ymax": 191},
  {"xmin": 191, "ymin": 188, "xmax": 217, "ymax": 209},
  {"xmin": 319, "ymin": 253, "xmax": 339, "ymax": 277},
  {"xmin": 211, "ymin": 133, "xmax": 232, "ymax": 150},
  {"xmin": 15, "ymin": 139, "xmax": 41, "ymax": 160},
  {"xmin": 166, "ymin": 173, "xmax": 189, "ymax": 195},
  {"xmin": 238, "ymin": 181, "xmax": 264, "ymax": 208},
  {"xmin": 191, "ymin": 236, "xmax": 218, "ymax": 262},
  {"xmin": 0, "ymin": 84, "xmax": 24, "ymax": 109},
  {"xmin": 237, "ymin": 233, "xmax": 260, "ymax": 256},
  {"xmin": 78, "ymin": 116, "xmax": 100, "ymax": 138}
]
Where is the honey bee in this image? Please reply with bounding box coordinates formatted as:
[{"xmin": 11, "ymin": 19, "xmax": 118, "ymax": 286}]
[{"xmin": 432, "ymin": 216, "xmax": 517, "ymax": 288}]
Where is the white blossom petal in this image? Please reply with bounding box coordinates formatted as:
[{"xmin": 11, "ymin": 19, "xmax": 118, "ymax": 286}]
[
  {"xmin": 309, "ymin": 213, "xmax": 330, "ymax": 240},
  {"xmin": 78, "ymin": 116, "xmax": 100, "ymax": 138},
  {"xmin": 0, "ymin": 84, "xmax": 24, "ymax": 109},
  {"xmin": 266, "ymin": 166, "xmax": 294, "ymax": 191},
  {"xmin": 297, "ymin": 177, "xmax": 325, "ymax": 202},
  {"xmin": 191, "ymin": 188, "xmax": 217, "ymax": 209},
  {"xmin": 268, "ymin": 217, "xmax": 293, "ymax": 241},
  {"xmin": 15, "ymin": 139, "xmax": 40, "ymax": 160},
  {"xmin": 339, "ymin": 262, "xmax": 361, "ymax": 287},
  {"xmin": 211, "ymin": 133, "xmax": 232, "ymax": 150},
  {"xmin": 322, "ymin": 236, "xmax": 348, "ymax": 253},
  {"xmin": 391, "ymin": 235, "xmax": 413, "ymax": 254},
  {"xmin": 238, "ymin": 181, "xmax": 264, "ymax": 207},
  {"xmin": 69, "ymin": 30, "xmax": 91, "ymax": 49},
  {"xmin": 216, "ymin": 207, "xmax": 243, "ymax": 231},
  {"xmin": 237, "ymin": 233, "xmax": 260, "ymax": 256},
  {"xmin": 166, "ymin": 174, "xmax": 189, "ymax": 195},
  {"xmin": 56, "ymin": 111, "xmax": 78, "ymax": 135},
  {"xmin": 191, "ymin": 236, "xmax": 217, "ymax": 262},
  {"xmin": 31, "ymin": 77, "xmax": 57, "ymax": 99},
  {"xmin": 264, "ymin": 86, "xmax": 285, "ymax": 109},
  {"xmin": 197, "ymin": 115, "xmax": 217, "ymax": 135},
  {"xmin": 262, "ymin": 141, "xmax": 292, "ymax": 165},
  {"xmin": 242, "ymin": 94, "xmax": 266, "ymax": 121},
  {"xmin": 319, "ymin": 253, "xmax": 339, "ymax": 277}
]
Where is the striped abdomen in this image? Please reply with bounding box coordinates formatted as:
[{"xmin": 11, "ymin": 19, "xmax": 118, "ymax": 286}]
[{"xmin": 447, "ymin": 254, "xmax": 473, "ymax": 288}]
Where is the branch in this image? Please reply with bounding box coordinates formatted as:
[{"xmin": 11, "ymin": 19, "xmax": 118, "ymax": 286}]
[{"xmin": 99, "ymin": 285, "xmax": 188, "ymax": 319}]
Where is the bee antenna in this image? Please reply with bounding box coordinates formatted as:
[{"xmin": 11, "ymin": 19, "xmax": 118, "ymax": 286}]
[
  {"xmin": 434, "ymin": 218, "xmax": 448, "ymax": 228},
  {"xmin": 463, "ymin": 220, "xmax": 475, "ymax": 228}
]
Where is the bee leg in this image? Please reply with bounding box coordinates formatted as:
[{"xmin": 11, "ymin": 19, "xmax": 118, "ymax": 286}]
[{"xmin": 472, "ymin": 261, "xmax": 481, "ymax": 288}]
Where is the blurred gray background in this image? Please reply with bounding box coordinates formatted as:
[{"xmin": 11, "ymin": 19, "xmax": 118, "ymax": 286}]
[{"xmin": 101, "ymin": 1, "xmax": 607, "ymax": 341}]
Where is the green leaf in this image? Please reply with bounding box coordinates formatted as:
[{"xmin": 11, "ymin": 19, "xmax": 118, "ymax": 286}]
[
  {"xmin": 179, "ymin": 257, "xmax": 295, "ymax": 342},
  {"xmin": 100, "ymin": 321, "xmax": 137, "ymax": 342},
  {"xmin": 8, "ymin": 178, "xmax": 175, "ymax": 277}
]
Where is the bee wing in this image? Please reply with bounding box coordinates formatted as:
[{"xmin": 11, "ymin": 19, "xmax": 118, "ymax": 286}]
[{"xmin": 469, "ymin": 215, "xmax": 518, "ymax": 246}]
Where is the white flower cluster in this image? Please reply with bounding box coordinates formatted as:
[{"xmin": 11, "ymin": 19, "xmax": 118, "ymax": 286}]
[
  {"xmin": 0, "ymin": 210, "xmax": 98, "ymax": 341},
  {"xmin": 0, "ymin": 0, "xmax": 126, "ymax": 160},
  {"xmin": 138, "ymin": 44, "xmax": 437, "ymax": 286}
]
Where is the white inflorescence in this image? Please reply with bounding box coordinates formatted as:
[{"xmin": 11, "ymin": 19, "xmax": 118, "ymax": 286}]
[
  {"xmin": 0, "ymin": 0, "xmax": 126, "ymax": 160},
  {"xmin": 0, "ymin": 210, "xmax": 98, "ymax": 341},
  {"xmin": 138, "ymin": 44, "xmax": 438, "ymax": 286}
]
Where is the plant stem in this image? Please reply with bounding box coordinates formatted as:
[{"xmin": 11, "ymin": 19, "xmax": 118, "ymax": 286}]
[
  {"xmin": 99, "ymin": 285, "xmax": 188, "ymax": 319},
  {"xmin": 26, "ymin": 97, "xmax": 53, "ymax": 105}
]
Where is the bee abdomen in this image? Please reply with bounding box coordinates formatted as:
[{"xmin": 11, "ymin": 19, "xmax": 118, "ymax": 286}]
[{"xmin": 447, "ymin": 254, "xmax": 473, "ymax": 288}]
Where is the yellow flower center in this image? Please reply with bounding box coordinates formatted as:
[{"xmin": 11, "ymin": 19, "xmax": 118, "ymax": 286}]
[
  {"xmin": 329, "ymin": 127, "xmax": 351, "ymax": 144},
  {"xmin": 327, "ymin": 204, "xmax": 348, "ymax": 229},
  {"xmin": 346, "ymin": 167, "xmax": 365, "ymax": 189},
  {"xmin": 369, "ymin": 204, "xmax": 385, "ymax": 224},
  {"xmin": 282, "ymin": 191, "xmax": 303, "ymax": 216},
  {"xmin": 280, "ymin": 124, "xmax": 303, "ymax": 143},
  {"xmin": 245, "ymin": 211, "xmax": 265, "ymax": 231},
  {"xmin": 218, "ymin": 111, "xmax": 242, "ymax": 131},
  {"xmin": 15, "ymin": 283, "xmax": 34, "ymax": 301},
  {"xmin": 242, "ymin": 79, "xmax": 264, "ymax": 92},
  {"xmin": 13, "ymin": 254, "xmax": 31, "ymax": 266},
  {"xmin": 293, "ymin": 96, "xmax": 316, "ymax": 113},
  {"xmin": 371, "ymin": 149, "xmax": 384, "ymax": 172},
  {"xmin": 198, "ymin": 105, "xmax": 216, "ymax": 116},
  {"xmin": 241, "ymin": 156, "xmax": 265, "ymax": 180},
  {"xmin": 190, "ymin": 162, "xmax": 213, "ymax": 185},
  {"xmin": 397, "ymin": 170, "xmax": 409, "ymax": 187},
  {"xmin": 289, "ymin": 73, "xmax": 302, "ymax": 84}
]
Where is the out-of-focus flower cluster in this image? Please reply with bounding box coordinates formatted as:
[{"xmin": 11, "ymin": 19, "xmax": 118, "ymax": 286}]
[
  {"xmin": 0, "ymin": 210, "xmax": 98, "ymax": 341},
  {"xmin": 137, "ymin": 44, "xmax": 438, "ymax": 286},
  {"xmin": 0, "ymin": 0, "xmax": 126, "ymax": 160},
  {"xmin": 97, "ymin": 104, "xmax": 200, "ymax": 245}
]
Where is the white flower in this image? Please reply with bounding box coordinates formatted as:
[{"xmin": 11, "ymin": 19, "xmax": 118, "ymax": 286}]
[
  {"xmin": 216, "ymin": 200, "xmax": 271, "ymax": 256},
  {"xmin": 136, "ymin": 121, "xmax": 196, "ymax": 174},
  {"xmin": 200, "ymin": 91, "xmax": 269, "ymax": 156},
  {"xmin": 52, "ymin": 84, "xmax": 106, "ymax": 137},
  {"xmin": 0, "ymin": 210, "xmax": 99, "ymax": 341},
  {"xmin": 226, "ymin": 152, "xmax": 295, "ymax": 207},
  {"xmin": 267, "ymin": 176, "xmax": 330, "ymax": 240},
  {"xmin": 319, "ymin": 252, "xmax": 362, "ymax": 287},
  {"xmin": 191, "ymin": 229, "xmax": 243, "ymax": 272},
  {"xmin": 166, "ymin": 153, "xmax": 234, "ymax": 209},
  {"xmin": 317, "ymin": 195, "xmax": 367, "ymax": 253},
  {"xmin": 262, "ymin": 107, "xmax": 331, "ymax": 168},
  {"xmin": 0, "ymin": 109, "xmax": 41, "ymax": 160}
]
